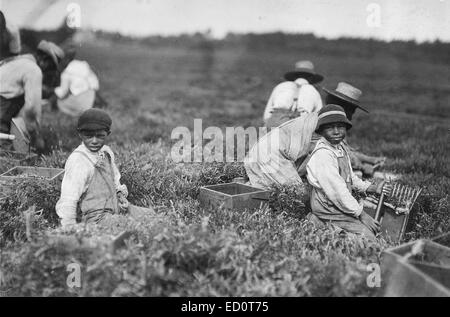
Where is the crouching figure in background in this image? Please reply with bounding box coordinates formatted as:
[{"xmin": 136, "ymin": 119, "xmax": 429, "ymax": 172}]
[
  {"xmin": 306, "ymin": 104, "xmax": 391, "ymax": 240},
  {"xmin": 56, "ymin": 109, "xmax": 153, "ymax": 229}
]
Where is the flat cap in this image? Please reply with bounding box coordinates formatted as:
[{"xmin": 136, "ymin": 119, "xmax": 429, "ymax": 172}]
[{"xmin": 77, "ymin": 109, "xmax": 112, "ymax": 131}]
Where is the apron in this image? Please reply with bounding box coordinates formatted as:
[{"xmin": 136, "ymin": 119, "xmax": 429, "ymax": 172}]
[{"xmin": 75, "ymin": 150, "xmax": 119, "ymax": 224}]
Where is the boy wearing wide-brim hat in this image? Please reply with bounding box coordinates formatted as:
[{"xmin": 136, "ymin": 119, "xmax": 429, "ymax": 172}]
[
  {"xmin": 306, "ymin": 104, "xmax": 391, "ymax": 240},
  {"xmin": 56, "ymin": 109, "xmax": 153, "ymax": 229},
  {"xmin": 322, "ymin": 82, "xmax": 386, "ymax": 177},
  {"xmin": 263, "ymin": 60, "xmax": 324, "ymax": 128}
]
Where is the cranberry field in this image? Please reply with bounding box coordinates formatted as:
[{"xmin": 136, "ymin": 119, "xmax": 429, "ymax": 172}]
[{"xmin": 0, "ymin": 34, "xmax": 449, "ymax": 296}]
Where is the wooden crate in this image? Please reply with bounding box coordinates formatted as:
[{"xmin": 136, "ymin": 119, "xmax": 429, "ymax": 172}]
[
  {"xmin": 364, "ymin": 202, "xmax": 411, "ymax": 242},
  {"xmin": 382, "ymin": 239, "xmax": 450, "ymax": 297},
  {"xmin": 0, "ymin": 166, "xmax": 64, "ymax": 182},
  {"xmin": 432, "ymin": 232, "xmax": 450, "ymax": 248},
  {"xmin": 199, "ymin": 182, "xmax": 270, "ymax": 211}
]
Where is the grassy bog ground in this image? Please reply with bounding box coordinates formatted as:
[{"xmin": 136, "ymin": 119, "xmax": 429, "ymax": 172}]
[{"xmin": 0, "ymin": 34, "xmax": 449, "ymax": 296}]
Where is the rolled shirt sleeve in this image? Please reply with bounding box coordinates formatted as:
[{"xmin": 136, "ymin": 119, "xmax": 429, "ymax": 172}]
[
  {"xmin": 54, "ymin": 74, "xmax": 71, "ymax": 99},
  {"xmin": 307, "ymin": 148, "xmax": 363, "ymax": 218}
]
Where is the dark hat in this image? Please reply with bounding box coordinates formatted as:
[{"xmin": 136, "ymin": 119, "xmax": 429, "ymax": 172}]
[
  {"xmin": 316, "ymin": 104, "xmax": 352, "ymax": 132},
  {"xmin": 37, "ymin": 40, "xmax": 65, "ymax": 67},
  {"xmin": 77, "ymin": 109, "xmax": 112, "ymax": 131},
  {"xmin": 323, "ymin": 82, "xmax": 369, "ymax": 113},
  {"xmin": 284, "ymin": 60, "xmax": 324, "ymax": 84}
]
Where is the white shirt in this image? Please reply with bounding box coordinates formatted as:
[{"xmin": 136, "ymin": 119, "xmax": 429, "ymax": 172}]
[
  {"xmin": 263, "ymin": 78, "xmax": 323, "ymax": 121},
  {"xmin": 7, "ymin": 23, "xmax": 21, "ymax": 54},
  {"xmin": 244, "ymin": 113, "xmax": 318, "ymax": 189},
  {"xmin": 306, "ymin": 138, "xmax": 370, "ymax": 217},
  {"xmin": 55, "ymin": 60, "xmax": 99, "ymax": 98},
  {"xmin": 0, "ymin": 54, "xmax": 43, "ymax": 133},
  {"xmin": 55, "ymin": 143, "xmax": 126, "ymax": 226}
]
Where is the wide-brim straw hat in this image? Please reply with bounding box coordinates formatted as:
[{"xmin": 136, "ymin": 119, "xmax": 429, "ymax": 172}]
[
  {"xmin": 284, "ymin": 60, "xmax": 324, "ymax": 84},
  {"xmin": 316, "ymin": 104, "xmax": 352, "ymax": 133},
  {"xmin": 323, "ymin": 82, "xmax": 369, "ymax": 113}
]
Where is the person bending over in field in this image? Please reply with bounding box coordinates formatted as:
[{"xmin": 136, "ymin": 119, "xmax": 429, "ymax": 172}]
[
  {"xmin": 245, "ymin": 82, "xmax": 368, "ymax": 190},
  {"xmin": 263, "ymin": 60, "xmax": 323, "ymax": 128},
  {"xmin": 53, "ymin": 47, "xmax": 107, "ymax": 116},
  {"xmin": 306, "ymin": 104, "xmax": 392, "ymax": 240},
  {"xmin": 56, "ymin": 109, "xmax": 154, "ymax": 229},
  {"xmin": 0, "ymin": 40, "xmax": 61, "ymax": 152},
  {"xmin": 0, "ymin": 10, "xmax": 21, "ymax": 60},
  {"xmin": 294, "ymin": 82, "xmax": 386, "ymax": 179},
  {"xmin": 322, "ymin": 83, "xmax": 386, "ymax": 178}
]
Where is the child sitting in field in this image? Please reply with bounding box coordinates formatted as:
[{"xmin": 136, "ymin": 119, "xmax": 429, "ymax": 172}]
[
  {"xmin": 56, "ymin": 108, "xmax": 153, "ymax": 229},
  {"xmin": 306, "ymin": 104, "xmax": 391, "ymax": 240}
]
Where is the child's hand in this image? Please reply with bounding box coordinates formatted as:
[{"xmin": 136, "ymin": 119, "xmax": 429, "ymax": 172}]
[
  {"xmin": 381, "ymin": 182, "xmax": 393, "ymax": 196},
  {"xmin": 374, "ymin": 156, "xmax": 386, "ymax": 165},
  {"xmin": 367, "ymin": 180, "xmax": 392, "ymax": 196},
  {"xmin": 360, "ymin": 211, "xmax": 381, "ymax": 234},
  {"xmin": 117, "ymin": 184, "xmax": 128, "ymax": 198},
  {"xmin": 117, "ymin": 191, "xmax": 129, "ymax": 213}
]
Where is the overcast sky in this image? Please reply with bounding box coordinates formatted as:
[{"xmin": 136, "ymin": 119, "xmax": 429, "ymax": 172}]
[{"xmin": 1, "ymin": 0, "xmax": 449, "ymax": 42}]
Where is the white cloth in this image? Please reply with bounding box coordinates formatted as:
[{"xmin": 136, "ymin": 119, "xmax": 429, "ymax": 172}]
[
  {"xmin": 244, "ymin": 112, "xmax": 318, "ymax": 189},
  {"xmin": 56, "ymin": 143, "xmax": 127, "ymax": 226},
  {"xmin": 306, "ymin": 138, "xmax": 371, "ymax": 218},
  {"xmin": 7, "ymin": 23, "xmax": 21, "ymax": 54},
  {"xmin": 55, "ymin": 60, "xmax": 99, "ymax": 98},
  {"xmin": 263, "ymin": 78, "xmax": 323, "ymax": 121},
  {"xmin": 57, "ymin": 88, "xmax": 96, "ymax": 117}
]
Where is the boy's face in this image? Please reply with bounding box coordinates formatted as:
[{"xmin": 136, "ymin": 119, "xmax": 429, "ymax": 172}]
[
  {"xmin": 319, "ymin": 123, "xmax": 347, "ymax": 145},
  {"xmin": 79, "ymin": 129, "xmax": 110, "ymax": 152}
]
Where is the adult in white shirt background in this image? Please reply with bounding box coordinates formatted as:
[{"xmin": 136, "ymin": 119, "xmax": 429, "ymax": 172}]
[
  {"xmin": 54, "ymin": 56, "xmax": 101, "ymax": 117},
  {"xmin": 263, "ymin": 60, "xmax": 324, "ymax": 128}
]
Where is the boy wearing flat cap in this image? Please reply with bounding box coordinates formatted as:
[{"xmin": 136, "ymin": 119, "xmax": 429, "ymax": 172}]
[
  {"xmin": 306, "ymin": 104, "xmax": 391, "ymax": 240},
  {"xmin": 56, "ymin": 109, "xmax": 150, "ymax": 229}
]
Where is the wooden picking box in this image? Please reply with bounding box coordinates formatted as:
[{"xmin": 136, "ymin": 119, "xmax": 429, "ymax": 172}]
[
  {"xmin": 432, "ymin": 232, "xmax": 450, "ymax": 248},
  {"xmin": 364, "ymin": 202, "xmax": 411, "ymax": 243},
  {"xmin": 0, "ymin": 167, "xmax": 64, "ymax": 202},
  {"xmin": 199, "ymin": 182, "xmax": 270, "ymax": 211},
  {"xmin": 382, "ymin": 239, "xmax": 450, "ymax": 297},
  {"xmin": 0, "ymin": 166, "xmax": 64, "ymax": 183}
]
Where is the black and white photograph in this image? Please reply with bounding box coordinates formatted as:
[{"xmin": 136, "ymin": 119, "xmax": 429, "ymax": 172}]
[{"xmin": 0, "ymin": 0, "xmax": 449, "ymax": 300}]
